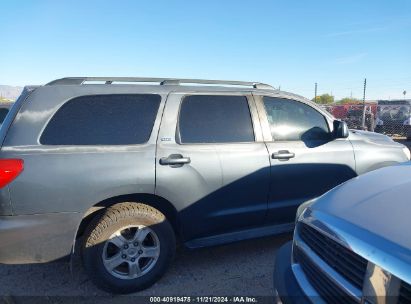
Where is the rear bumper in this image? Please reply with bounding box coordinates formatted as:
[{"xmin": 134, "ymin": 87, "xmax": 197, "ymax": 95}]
[
  {"xmin": 273, "ymin": 241, "xmax": 310, "ymax": 304},
  {"xmin": 0, "ymin": 212, "xmax": 80, "ymax": 264}
]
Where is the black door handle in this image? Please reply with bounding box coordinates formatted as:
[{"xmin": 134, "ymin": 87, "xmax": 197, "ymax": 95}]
[
  {"xmin": 160, "ymin": 154, "xmax": 191, "ymax": 167},
  {"xmin": 272, "ymin": 150, "xmax": 295, "ymax": 160}
]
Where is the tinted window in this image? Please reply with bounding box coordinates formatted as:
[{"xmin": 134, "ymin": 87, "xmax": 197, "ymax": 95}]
[
  {"xmin": 41, "ymin": 94, "xmax": 161, "ymax": 145},
  {"xmin": 263, "ymin": 97, "xmax": 330, "ymax": 141},
  {"xmin": 179, "ymin": 95, "xmax": 254, "ymax": 143}
]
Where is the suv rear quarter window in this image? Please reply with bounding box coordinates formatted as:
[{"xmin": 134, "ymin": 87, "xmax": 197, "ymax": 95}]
[
  {"xmin": 178, "ymin": 95, "xmax": 255, "ymax": 144},
  {"xmin": 40, "ymin": 94, "xmax": 161, "ymax": 145}
]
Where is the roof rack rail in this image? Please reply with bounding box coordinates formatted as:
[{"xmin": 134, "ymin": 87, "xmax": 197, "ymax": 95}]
[{"xmin": 46, "ymin": 77, "xmax": 275, "ymax": 90}]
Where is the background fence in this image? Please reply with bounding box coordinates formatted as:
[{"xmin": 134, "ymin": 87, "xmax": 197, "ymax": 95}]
[{"xmin": 321, "ymin": 102, "xmax": 411, "ymax": 139}]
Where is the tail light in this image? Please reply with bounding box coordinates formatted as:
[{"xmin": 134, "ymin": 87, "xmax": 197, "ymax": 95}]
[{"xmin": 0, "ymin": 159, "xmax": 24, "ymax": 188}]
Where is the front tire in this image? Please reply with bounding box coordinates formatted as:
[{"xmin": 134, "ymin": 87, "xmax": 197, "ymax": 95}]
[{"xmin": 82, "ymin": 202, "xmax": 176, "ymax": 294}]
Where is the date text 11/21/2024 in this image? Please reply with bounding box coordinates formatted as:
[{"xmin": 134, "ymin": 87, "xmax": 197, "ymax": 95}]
[{"xmin": 149, "ymin": 296, "xmax": 258, "ymax": 303}]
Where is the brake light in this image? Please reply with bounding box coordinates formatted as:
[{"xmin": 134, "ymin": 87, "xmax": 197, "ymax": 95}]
[{"xmin": 0, "ymin": 159, "xmax": 24, "ymax": 188}]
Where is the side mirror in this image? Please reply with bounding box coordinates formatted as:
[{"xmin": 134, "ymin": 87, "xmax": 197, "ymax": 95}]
[{"xmin": 333, "ymin": 120, "xmax": 349, "ymax": 138}]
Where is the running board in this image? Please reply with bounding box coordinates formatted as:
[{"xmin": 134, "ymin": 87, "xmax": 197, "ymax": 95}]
[{"xmin": 184, "ymin": 222, "xmax": 295, "ymax": 249}]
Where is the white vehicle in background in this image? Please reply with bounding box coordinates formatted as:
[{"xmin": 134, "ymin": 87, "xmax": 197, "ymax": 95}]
[{"xmin": 375, "ymin": 100, "xmax": 411, "ymax": 139}]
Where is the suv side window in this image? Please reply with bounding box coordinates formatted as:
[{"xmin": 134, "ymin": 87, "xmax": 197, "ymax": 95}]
[
  {"xmin": 263, "ymin": 97, "xmax": 330, "ymax": 141},
  {"xmin": 178, "ymin": 95, "xmax": 255, "ymax": 144},
  {"xmin": 41, "ymin": 94, "xmax": 161, "ymax": 145}
]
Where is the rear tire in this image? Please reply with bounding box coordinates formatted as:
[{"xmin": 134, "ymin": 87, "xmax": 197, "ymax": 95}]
[{"xmin": 82, "ymin": 202, "xmax": 176, "ymax": 294}]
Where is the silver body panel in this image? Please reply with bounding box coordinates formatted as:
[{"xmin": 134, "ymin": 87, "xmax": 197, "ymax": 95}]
[
  {"xmin": 2, "ymin": 85, "xmax": 169, "ymax": 215},
  {"xmin": 155, "ymin": 92, "xmax": 270, "ymax": 240}
]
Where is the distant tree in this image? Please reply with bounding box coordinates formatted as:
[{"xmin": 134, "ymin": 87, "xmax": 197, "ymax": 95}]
[
  {"xmin": 337, "ymin": 97, "xmax": 361, "ymax": 104},
  {"xmin": 312, "ymin": 94, "xmax": 334, "ymax": 104}
]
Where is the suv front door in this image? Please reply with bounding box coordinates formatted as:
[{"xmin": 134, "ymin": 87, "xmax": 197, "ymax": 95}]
[
  {"xmin": 254, "ymin": 94, "xmax": 356, "ymax": 225},
  {"xmin": 156, "ymin": 92, "xmax": 270, "ymax": 244}
]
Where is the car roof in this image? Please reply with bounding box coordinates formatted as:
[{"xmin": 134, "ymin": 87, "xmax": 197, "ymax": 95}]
[
  {"xmin": 43, "ymin": 76, "xmax": 312, "ymax": 101},
  {"xmin": 26, "ymin": 77, "xmax": 332, "ymax": 120}
]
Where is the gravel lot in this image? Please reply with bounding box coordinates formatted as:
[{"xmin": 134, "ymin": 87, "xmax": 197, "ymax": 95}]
[{"xmin": 0, "ymin": 233, "xmax": 292, "ymax": 302}]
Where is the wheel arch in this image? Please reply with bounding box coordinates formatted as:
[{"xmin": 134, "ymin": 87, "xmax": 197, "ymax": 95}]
[{"xmin": 75, "ymin": 193, "xmax": 180, "ymax": 242}]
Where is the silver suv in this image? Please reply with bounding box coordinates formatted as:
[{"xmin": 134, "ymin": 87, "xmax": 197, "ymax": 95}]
[
  {"xmin": 274, "ymin": 161, "xmax": 411, "ymax": 304},
  {"xmin": 0, "ymin": 77, "xmax": 409, "ymax": 294}
]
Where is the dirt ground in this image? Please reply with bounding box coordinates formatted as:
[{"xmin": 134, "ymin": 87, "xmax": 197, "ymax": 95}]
[{"xmin": 0, "ymin": 234, "xmax": 292, "ymax": 303}]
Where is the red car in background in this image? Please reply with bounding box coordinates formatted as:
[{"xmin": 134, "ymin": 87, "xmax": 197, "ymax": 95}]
[{"xmin": 322, "ymin": 103, "xmax": 377, "ymax": 131}]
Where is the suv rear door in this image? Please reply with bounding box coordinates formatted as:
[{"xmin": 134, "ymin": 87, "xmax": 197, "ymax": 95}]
[
  {"xmin": 155, "ymin": 92, "xmax": 271, "ymax": 243},
  {"xmin": 253, "ymin": 94, "xmax": 356, "ymax": 224},
  {"xmin": 4, "ymin": 87, "xmax": 165, "ymax": 215}
]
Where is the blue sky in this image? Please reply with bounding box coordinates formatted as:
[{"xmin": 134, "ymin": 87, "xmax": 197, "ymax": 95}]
[{"xmin": 1, "ymin": 0, "xmax": 410, "ymax": 100}]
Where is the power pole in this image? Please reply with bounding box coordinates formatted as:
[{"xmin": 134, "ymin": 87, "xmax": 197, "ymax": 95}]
[
  {"xmin": 361, "ymin": 78, "xmax": 367, "ymax": 130},
  {"xmin": 314, "ymin": 82, "xmax": 317, "ymax": 102}
]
